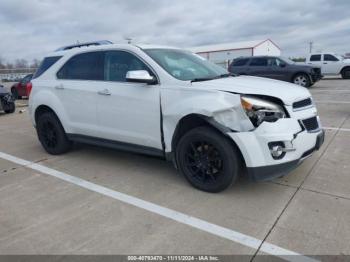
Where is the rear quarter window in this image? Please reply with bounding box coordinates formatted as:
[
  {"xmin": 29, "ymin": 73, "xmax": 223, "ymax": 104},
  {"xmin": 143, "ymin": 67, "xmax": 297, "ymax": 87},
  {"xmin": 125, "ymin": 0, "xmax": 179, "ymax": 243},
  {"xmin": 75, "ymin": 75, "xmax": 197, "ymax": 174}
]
[{"xmin": 33, "ymin": 56, "xmax": 62, "ymax": 79}]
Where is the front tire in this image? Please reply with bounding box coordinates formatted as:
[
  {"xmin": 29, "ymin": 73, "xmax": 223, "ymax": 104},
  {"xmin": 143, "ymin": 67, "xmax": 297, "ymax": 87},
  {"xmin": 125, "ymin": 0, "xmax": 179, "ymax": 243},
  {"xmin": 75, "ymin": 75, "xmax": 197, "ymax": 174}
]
[
  {"xmin": 293, "ymin": 73, "xmax": 311, "ymax": 87},
  {"xmin": 36, "ymin": 112, "xmax": 72, "ymax": 155},
  {"xmin": 176, "ymin": 127, "xmax": 240, "ymax": 193},
  {"xmin": 341, "ymin": 68, "xmax": 350, "ymax": 79}
]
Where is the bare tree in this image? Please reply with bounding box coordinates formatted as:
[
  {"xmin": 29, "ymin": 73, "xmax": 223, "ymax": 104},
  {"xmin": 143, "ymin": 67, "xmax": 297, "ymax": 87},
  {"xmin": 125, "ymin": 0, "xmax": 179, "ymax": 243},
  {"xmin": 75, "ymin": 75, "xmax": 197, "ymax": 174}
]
[
  {"xmin": 0, "ymin": 56, "xmax": 5, "ymax": 69},
  {"xmin": 14, "ymin": 59, "xmax": 28, "ymax": 69},
  {"xmin": 6, "ymin": 62, "xmax": 14, "ymax": 69},
  {"xmin": 30, "ymin": 59, "xmax": 41, "ymax": 68}
]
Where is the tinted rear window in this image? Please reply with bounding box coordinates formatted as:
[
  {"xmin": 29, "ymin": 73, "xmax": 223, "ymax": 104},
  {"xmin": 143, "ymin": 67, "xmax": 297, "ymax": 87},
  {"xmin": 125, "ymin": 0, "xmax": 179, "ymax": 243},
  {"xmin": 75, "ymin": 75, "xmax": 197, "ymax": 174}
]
[
  {"xmin": 33, "ymin": 56, "xmax": 62, "ymax": 79},
  {"xmin": 250, "ymin": 58, "xmax": 268, "ymax": 66},
  {"xmin": 310, "ymin": 54, "xmax": 321, "ymax": 61},
  {"xmin": 232, "ymin": 58, "xmax": 249, "ymax": 66},
  {"xmin": 57, "ymin": 52, "xmax": 105, "ymax": 80}
]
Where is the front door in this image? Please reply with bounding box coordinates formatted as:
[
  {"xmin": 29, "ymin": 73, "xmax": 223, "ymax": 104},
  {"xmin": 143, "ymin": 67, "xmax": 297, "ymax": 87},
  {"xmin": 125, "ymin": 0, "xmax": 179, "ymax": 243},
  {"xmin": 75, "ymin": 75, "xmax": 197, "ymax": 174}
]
[
  {"xmin": 96, "ymin": 50, "xmax": 162, "ymax": 150},
  {"xmin": 323, "ymin": 54, "xmax": 342, "ymax": 75}
]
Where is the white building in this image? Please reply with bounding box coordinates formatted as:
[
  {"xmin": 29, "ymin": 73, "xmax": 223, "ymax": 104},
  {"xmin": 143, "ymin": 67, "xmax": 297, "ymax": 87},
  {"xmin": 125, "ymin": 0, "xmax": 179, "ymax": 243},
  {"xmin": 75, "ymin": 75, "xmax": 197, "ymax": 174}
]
[{"xmin": 189, "ymin": 39, "xmax": 281, "ymax": 68}]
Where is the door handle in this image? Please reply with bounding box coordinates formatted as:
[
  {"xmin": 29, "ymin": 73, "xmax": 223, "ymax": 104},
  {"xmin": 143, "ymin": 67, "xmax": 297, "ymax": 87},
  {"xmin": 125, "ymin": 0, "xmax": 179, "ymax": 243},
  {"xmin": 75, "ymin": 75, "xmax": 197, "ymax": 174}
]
[
  {"xmin": 323, "ymin": 62, "xmax": 328, "ymax": 64},
  {"xmin": 98, "ymin": 89, "xmax": 111, "ymax": 96},
  {"xmin": 55, "ymin": 84, "xmax": 64, "ymax": 90}
]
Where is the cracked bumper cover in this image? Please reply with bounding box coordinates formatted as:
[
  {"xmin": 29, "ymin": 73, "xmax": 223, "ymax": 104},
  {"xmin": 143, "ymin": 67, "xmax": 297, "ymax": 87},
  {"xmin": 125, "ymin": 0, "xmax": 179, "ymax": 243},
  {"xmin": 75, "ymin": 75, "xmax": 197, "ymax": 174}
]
[{"xmin": 227, "ymin": 118, "xmax": 325, "ymax": 181}]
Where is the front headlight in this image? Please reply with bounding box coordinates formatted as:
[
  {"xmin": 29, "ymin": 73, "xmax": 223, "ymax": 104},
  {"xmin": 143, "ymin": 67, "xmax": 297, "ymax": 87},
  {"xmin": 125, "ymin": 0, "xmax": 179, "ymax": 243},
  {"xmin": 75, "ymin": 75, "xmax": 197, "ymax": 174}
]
[{"xmin": 241, "ymin": 95, "xmax": 286, "ymax": 127}]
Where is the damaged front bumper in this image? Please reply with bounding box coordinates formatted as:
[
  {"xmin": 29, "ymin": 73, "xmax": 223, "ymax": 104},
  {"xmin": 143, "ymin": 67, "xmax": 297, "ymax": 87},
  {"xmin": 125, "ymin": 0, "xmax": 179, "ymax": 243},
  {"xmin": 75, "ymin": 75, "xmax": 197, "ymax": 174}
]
[{"xmin": 227, "ymin": 118, "xmax": 325, "ymax": 181}]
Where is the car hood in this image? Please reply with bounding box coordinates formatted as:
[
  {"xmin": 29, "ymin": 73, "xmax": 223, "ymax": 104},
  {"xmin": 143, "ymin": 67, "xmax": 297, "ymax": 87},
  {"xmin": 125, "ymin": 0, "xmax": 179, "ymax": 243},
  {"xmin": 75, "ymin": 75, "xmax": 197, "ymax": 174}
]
[{"xmin": 191, "ymin": 75, "xmax": 311, "ymax": 105}]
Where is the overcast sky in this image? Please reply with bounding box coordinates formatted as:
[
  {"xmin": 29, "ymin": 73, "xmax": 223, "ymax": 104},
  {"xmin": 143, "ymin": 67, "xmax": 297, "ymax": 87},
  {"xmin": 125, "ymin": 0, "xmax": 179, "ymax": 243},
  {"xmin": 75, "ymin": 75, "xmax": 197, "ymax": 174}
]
[{"xmin": 0, "ymin": 0, "xmax": 349, "ymax": 62}]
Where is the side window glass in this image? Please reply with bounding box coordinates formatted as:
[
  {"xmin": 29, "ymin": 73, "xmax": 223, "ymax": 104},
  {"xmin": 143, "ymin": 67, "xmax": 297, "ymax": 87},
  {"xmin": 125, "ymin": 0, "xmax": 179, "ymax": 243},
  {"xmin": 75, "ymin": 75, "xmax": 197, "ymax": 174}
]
[
  {"xmin": 104, "ymin": 51, "xmax": 151, "ymax": 82},
  {"xmin": 310, "ymin": 55, "xmax": 321, "ymax": 61},
  {"xmin": 232, "ymin": 58, "xmax": 248, "ymax": 66},
  {"xmin": 57, "ymin": 52, "xmax": 104, "ymax": 80},
  {"xmin": 267, "ymin": 58, "xmax": 278, "ymax": 66},
  {"xmin": 324, "ymin": 54, "xmax": 339, "ymax": 61},
  {"xmin": 250, "ymin": 58, "xmax": 268, "ymax": 66}
]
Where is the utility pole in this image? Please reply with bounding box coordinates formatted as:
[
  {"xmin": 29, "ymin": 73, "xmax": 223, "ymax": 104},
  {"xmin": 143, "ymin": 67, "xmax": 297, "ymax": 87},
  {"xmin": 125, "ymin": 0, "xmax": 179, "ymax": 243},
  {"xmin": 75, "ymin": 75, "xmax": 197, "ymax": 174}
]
[{"xmin": 309, "ymin": 41, "xmax": 313, "ymax": 53}]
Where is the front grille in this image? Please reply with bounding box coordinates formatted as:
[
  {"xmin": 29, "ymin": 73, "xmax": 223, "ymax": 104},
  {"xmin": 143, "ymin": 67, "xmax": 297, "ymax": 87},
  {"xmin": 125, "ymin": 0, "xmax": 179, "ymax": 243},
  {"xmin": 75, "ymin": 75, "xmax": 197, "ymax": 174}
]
[
  {"xmin": 302, "ymin": 116, "xmax": 319, "ymax": 132},
  {"xmin": 293, "ymin": 98, "xmax": 312, "ymax": 110},
  {"xmin": 313, "ymin": 67, "xmax": 321, "ymax": 76}
]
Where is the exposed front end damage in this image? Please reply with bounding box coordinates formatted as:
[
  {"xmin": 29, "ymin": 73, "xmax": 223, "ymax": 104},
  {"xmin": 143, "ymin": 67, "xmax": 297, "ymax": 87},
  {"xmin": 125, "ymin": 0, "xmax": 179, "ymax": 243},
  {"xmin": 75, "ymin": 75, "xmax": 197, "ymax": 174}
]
[
  {"xmin": 162, "ymin": 86, "xmax": 324, "ymax": 182},
  {"xmin": 228, "ymin": 117, "xmax": 324, "ymax": 181}
]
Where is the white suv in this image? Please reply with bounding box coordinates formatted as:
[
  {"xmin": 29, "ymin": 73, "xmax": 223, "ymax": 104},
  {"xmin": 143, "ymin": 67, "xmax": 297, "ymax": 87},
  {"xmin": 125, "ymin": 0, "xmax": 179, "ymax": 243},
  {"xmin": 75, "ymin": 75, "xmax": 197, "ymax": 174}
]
[{"xmin": 29, "ymin": 41, "xmax": 325, "ymax": 192}]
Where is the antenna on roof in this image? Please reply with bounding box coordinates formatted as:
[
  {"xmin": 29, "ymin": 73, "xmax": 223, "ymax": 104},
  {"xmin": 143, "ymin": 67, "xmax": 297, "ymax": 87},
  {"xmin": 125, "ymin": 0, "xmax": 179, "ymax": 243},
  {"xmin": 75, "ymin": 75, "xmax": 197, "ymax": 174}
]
[{"xmin": 124, "ymin": 37, "xmax": 132, "ymax": 44}]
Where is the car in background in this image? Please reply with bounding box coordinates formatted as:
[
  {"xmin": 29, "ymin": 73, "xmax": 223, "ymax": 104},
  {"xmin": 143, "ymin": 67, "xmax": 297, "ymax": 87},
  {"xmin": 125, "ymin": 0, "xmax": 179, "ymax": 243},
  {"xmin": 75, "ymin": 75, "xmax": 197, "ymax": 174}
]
[
  {"xmin": 301, "ymin": 53, "xmax": 350, "ymax": 79},
  {"xmin": 228, "ymin": 56, "xmax": 322, "ymax": 87},
  {"xmin": 0, "ymin": 84, "xmax": 15, "ymax": 114},
  {"xmin": 11, "ymin": 74, "xmax": 33, "ymax": 99}
]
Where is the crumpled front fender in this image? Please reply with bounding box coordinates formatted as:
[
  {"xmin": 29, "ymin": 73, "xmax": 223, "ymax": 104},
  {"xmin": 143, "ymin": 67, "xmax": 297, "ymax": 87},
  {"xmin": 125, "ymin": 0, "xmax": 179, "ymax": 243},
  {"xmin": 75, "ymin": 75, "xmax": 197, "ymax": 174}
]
[{"xmin": 161, "ymin": 88, "xmax": 253, "ymax": 152}]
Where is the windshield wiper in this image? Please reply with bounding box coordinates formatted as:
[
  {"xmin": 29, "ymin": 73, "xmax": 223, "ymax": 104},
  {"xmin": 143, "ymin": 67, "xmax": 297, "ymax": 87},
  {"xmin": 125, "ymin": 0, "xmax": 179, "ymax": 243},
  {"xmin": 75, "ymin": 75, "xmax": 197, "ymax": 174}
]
[
  {"xmin": 191, "ymin": 77, "xmax": 215, "ymax": 83},
  {"xmin": 191, "ymin": 73, "xmax": 237, "ymax": 83},
  {"xmin": 216, "ymin": 73, "xmax": 238, "ymax": 78}
]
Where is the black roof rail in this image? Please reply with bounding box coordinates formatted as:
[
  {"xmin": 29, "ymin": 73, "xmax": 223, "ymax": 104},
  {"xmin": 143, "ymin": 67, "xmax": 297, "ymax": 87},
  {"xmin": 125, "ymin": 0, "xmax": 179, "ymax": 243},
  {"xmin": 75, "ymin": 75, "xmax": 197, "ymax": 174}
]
[{"xmin": 55, "ymin": 40, "xmax": 113, "ymax": 51}]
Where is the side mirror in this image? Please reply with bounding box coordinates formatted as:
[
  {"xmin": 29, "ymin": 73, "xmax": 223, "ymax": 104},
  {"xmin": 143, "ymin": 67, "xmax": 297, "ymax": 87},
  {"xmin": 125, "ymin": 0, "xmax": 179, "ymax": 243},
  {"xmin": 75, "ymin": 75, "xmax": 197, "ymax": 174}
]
[
  {"xmin": 126, "ymin": 70, "xmax": 157, "ymax": 85},
  {"xmin": 279, "ymin": 63, "xmax": 286, "ymax": 68}
]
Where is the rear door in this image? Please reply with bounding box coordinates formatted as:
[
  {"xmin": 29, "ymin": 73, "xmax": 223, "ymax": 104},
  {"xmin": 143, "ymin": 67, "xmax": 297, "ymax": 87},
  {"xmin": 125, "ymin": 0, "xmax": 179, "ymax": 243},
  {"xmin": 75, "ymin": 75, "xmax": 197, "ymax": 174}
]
[
  {"xmin": 96, "ymin": 50, "xmax": 162, "ymax": 150},
  {"xmin": 307, "ymin": 54, "xmax": 322, "ymax": 67},
  {"xmin": 55, "ymin": 51, "xmax": 104, "ymax": 136},
  {"xmin": 248, "ymin": 57, "xmax": 269, "ymax": 77},
  {"xmin": 229, "ymin": 58, "xmax": 250, "ymax": 74}
]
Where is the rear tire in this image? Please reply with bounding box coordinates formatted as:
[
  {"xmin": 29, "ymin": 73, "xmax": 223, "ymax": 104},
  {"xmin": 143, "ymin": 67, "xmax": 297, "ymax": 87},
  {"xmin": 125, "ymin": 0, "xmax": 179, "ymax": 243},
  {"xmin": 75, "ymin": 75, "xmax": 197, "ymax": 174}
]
[
  {"xmin": 11, "ymin": 88, "xmax": 21, "ymax": 99},
  {"xmin": 293, "ymin": 73, "xmax": 311, "ymax": 87},
  {"xmin": 36, "ymin": 112, "xmax": 72, "ymax": 155},
  {"xmin": 176, "ymin": 127, "xmax": 240, "ymax": 193},
  {"xmin": 341, "ymin": 68, "xmax": 350, "ymax": 79},
  {"xmin": 4, "ymin": 102, "xmax": 15, "ymax": 114}
]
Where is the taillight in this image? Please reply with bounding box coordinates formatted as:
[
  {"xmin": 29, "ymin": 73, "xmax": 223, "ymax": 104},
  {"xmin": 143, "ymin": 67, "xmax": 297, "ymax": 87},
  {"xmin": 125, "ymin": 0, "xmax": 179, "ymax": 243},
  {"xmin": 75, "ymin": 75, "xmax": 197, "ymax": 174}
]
[{"xmin": 26, "ymin": 82, "xmax": 33, "ymax": 96}]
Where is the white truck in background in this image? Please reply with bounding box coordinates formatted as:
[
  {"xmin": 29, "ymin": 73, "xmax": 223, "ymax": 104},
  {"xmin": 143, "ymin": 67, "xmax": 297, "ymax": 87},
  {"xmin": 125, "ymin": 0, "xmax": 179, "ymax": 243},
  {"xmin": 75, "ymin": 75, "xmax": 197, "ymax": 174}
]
[{"xmin": 303, "ymin": 53, "xmax": 350, "ymax": 79}]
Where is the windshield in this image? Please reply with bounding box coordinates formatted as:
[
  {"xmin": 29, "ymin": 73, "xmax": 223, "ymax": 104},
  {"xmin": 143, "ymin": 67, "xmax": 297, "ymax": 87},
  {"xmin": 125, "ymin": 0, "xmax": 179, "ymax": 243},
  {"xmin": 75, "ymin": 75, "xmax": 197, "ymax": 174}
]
[
  {"xmin": 280, "ymin": 57, "xmax": 296, "ymax": 64},
  {"xmin": 144, "ymin": 49, "xmax": 228, "ymax": 81},
  {"xmin": 334, "ymin": 54, "xmax": 344, "ymax": 60}
]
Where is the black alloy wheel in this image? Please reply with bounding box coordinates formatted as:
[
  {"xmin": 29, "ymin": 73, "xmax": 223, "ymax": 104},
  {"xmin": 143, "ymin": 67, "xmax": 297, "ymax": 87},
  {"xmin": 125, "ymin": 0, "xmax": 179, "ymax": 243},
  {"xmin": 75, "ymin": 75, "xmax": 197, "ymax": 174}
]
[
  {"xmin": 185, "ymin": 140, "xmax": 223, "ymax": 184},
  {"xmin": 176, "ymin": 127, "xmax": 240, "ymax": 193},
  {"xmin": 37, "ymin": 112, "xmax": 72, "ymax": 155}
]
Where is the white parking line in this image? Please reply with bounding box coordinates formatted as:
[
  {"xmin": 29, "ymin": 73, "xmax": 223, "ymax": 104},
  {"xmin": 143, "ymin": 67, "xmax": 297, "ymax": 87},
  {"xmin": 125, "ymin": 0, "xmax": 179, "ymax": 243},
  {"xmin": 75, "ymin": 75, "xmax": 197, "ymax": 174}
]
[
  {"xmin": 315, "ymin": 100, "xmax": 350, "ymax": 104},
  {"xmin": 0, "ymin": 151, "xmax": 318, "ymax": 262},
  {"xmin": 311, "ymin": 89, "xmax": 350, "ymax": 92},
  {"xmin": 324, "ymin": 126, "xmax": 350, "ymax": 132}
]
